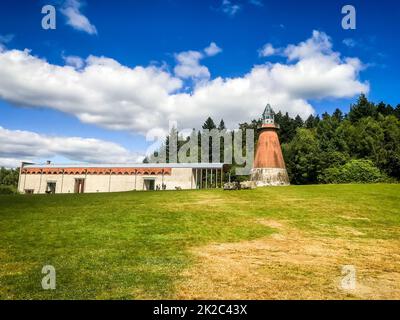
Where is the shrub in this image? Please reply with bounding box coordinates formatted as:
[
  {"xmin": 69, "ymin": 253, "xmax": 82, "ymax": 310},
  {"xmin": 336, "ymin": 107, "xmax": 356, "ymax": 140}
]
[
  {"xmin": 0, "ymin": 185, "xmax": 17, "ymax": 195},
  {"xmin": 318, "ymin": 159, "xmax": 388, "ymax": 184}
]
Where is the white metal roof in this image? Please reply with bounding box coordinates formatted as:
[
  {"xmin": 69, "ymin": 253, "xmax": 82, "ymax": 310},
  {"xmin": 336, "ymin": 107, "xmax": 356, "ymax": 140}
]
[{"xmin": 23, "ymin": 162, "xmax": 226, "ymax": 169}]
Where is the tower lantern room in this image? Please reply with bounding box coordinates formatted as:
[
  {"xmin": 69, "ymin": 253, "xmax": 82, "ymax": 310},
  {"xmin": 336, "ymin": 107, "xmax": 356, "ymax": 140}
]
[{"xmin": 262, "ymin": 104, "xmax": 275, "ymax": 125}]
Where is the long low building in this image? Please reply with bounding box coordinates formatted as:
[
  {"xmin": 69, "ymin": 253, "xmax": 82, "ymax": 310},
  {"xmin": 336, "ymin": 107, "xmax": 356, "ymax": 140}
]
[{"xmin": 18, "ymin": 162, "xmax": 226, "ymax": 194}]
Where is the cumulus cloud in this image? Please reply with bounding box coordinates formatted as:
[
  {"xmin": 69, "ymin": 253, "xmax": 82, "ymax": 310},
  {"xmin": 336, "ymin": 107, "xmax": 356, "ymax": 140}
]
[
  {"xmin": 63, "ymin": 54, "xmax": 85, "ymax": 69},
  {"xmin": 0, "ymin": 126, "xmax": 144, "ymax": 168},
  {"xmin": 174, "ymin": 42, "xmax": 222, "ymax": 81},
  {"xmin": 284, "ymin": 30, "xmax": 332, "ymax": 61},
  {"xmin": 204, "ymin": 42, "xmax": 223, "ymax": 56},
  {"xmin": 259, "ymin": 43, "xmax": 277, "ymax": 57},
  {"xmin": 174, "ymin": 50, "xmax": 210, "ymax": 80},
  {"xmin": 60, "ymin": 0, "xmax": 97, "ymax": 35},
  {"xmin": 0, "ymin": 31, "xmax": 369, "ymax": 135}
]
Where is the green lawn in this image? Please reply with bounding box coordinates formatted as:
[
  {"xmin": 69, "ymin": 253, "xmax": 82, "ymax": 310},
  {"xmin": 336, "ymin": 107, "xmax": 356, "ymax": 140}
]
[{"xmin": 0, "ymin": 184, "xmax": 399, "ymax": 299}]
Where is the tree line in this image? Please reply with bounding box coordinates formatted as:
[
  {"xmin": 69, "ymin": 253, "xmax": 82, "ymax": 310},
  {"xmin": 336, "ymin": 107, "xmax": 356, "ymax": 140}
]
[
  {"xmin": 0, "ymin": 167, "xmax": 19, "ymax": 194},
  {"xmin": 280, "ymin": 94, "xmax": 400, "ymax": 184},
  {"xmin": 146, "ymin": 94, "xmax": 400, "ymax": 184},
  {"xmin": 2, "ymin": 94, "xmax": 398, "ymax": 190}
]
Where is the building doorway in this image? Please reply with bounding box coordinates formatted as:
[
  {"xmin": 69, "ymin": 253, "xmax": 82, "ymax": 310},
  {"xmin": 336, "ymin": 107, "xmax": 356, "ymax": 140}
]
[
  {"xmin": 143, "ymin": 178, "xmax": 155, "ymax": 191},
  {"xmin": 74, "ymin": 179, "xmax": 85, "ymax": 193},
  {"xmin": 46, "ymin": 182, "xmax": 56, "ymax": 194}
]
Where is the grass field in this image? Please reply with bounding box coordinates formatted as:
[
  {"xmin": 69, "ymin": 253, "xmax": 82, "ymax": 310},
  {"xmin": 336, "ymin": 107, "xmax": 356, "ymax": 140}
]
[{"xmin": 0, "ymin": 184, "xmax": 399, "ymax": 299}]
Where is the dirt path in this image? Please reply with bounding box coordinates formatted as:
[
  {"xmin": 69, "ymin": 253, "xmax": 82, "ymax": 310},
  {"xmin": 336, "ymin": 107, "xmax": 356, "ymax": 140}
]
[{"xmin": 175, "ymin": 220, "xmax": 400, "ymax": 299}]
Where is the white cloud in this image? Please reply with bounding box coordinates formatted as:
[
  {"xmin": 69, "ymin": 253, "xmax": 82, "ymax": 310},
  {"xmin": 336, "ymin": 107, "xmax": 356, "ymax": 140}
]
[
  {"xmin": 63, "ymin": 55, "xmax": 85, "ymax": 69},
  {"xmin": 284, "ymin": 30, "xmax": 333, "ymax": 61},
  {"xmin": 259, "ymin": 43, "xmax": 277, "ymax": 57},
  {"xmin": 174, "ymin": 42, "xmax": 222, "ymax": 80},
  {"xmin": 204, "ymin": 42, "xmax": 222, "ymax": 56},
  {"xmin": 220, "ymin": 0, "xmax": 241, "ymax": 17},
  {"xmin": 0, "ymin": 126, "xmax": 144, "ymax": 168},
  {"xmin": 0, "ymin": 31, "xmax": 369, "ymax": 136},
  {"xmin": 174, "ymin": 50, "xmax": 210, "ymax": 80},
  {"xmin": 0, "ymin": 157, "xmax": 25, "ymax": 168},
  {"xmin": 60, "ymin": 0, "xmax": 97, "ymax": 35}
]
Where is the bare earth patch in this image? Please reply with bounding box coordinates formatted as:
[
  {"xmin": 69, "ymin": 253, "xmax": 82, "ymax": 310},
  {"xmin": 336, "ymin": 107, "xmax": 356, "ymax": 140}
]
[{"xmin": 175, "ymin": 220, "xmax": 400, "ymax": 299}]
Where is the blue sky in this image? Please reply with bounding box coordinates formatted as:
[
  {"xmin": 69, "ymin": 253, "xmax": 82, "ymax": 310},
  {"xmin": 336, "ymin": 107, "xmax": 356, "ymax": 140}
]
[{"xmin": 0, "ymin": 0, "xmax": 399, "ymax": 167}]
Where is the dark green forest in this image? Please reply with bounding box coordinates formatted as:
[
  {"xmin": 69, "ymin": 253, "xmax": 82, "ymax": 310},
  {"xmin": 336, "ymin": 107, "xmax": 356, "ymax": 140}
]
[
  {"xmin": 0, "ymin": 167, "xmax": 19, "ymax": 194},
  {"xmin": 146, "ymin": 94, "xmax": 400, "ymax": 184},
  {"xmin": 280, "ymin": 94, "xmax": 400, "ymax": 184}
]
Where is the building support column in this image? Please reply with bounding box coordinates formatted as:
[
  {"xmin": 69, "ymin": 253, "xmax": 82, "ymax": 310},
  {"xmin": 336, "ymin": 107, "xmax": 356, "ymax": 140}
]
[
  {"xmin": 84, "ymin": 169, "xmax": 87, "ymax": 193},
  {"xmin": 135, "ymin": 171, "xmax": 137, "ymax": 190},
  {"xmin": 108, "ymin": 170, "xmax": 112, "ymax": 192},
  {"xmin": 61, "ymin": 170, "xmax": 64, "ymax": 193},
  {"xmin": 23, "ymin": 172, "xmax": 27, "ymax": 191},
  {"xmin": 38, "ymin": 170, "xmax": 43, "ymax": 194}
]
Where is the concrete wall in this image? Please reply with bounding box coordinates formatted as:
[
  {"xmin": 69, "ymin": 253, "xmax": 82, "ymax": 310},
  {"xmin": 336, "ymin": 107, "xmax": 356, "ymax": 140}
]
[
  {"xmin": 250, "ymin": 167, "xmax": 290, "ymax": 186},
  {"xmin": 18, "ymin": 168, "xmax": 197, "ymax": 194},
  {"xmin": 163, "ymin": 168, "xmax": 195, "ymax": 190}
]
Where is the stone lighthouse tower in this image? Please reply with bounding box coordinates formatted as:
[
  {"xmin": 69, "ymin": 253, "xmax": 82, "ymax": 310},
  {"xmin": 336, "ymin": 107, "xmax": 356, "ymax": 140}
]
[{"xmin": 250, "ymin": 104, "xmax": 290, "ymax": 186}]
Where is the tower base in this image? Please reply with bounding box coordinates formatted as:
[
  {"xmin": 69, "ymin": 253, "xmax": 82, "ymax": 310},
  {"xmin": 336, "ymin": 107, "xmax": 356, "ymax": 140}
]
[{"xmin": 250, "ymin": 168, "xmax": 290, "ymax": 186}]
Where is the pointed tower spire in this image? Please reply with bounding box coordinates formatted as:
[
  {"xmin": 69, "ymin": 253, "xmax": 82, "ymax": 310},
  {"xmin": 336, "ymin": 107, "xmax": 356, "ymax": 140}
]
[{"xmin": 262, "ymin": 104, "xmax": 275, "ymax": 124}]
